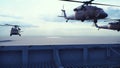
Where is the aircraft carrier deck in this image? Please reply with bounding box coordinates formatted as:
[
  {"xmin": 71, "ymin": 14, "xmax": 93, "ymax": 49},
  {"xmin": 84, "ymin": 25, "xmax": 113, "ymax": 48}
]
[{"xmin": 0, "ymin": 44, "xmax": 120, "ymax": 68}]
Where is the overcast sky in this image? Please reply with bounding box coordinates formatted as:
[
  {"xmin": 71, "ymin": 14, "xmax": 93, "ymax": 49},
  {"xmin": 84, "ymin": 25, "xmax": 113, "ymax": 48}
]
[{"xmin": 0, "ymin": 0, "xmax": 120, "ymax": 37}]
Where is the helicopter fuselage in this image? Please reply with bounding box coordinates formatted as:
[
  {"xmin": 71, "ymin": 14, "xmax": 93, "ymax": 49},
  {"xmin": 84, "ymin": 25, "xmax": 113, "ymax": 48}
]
[
  {"xmin": 74, "ymin": 6, "xmax": 108, "ymax": 20},
  {"xmin": 95, "ymin": 22, "xmax": 120, "ymax": 31},
  {"xmin": 10, "ymin": 26, "xmax": 21, "ymax": 36},
  {"xmin": 61, "ymin": 6, "xmax": 108, "ymax": 23},
  {"xmin": 108, "ymin": 22, "xmax": 120, "ymax": 31}
]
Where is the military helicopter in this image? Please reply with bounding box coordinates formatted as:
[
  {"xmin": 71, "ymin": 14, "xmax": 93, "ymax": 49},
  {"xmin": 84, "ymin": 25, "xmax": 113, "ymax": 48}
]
[
  {"xmin": 0, "ymin": 24, "xmax": 21, "ymax": 36},
  {"xmin": 59, "ymin": 0, "xmax": 120, "ymax": 24},
  {"xmin": 94, "ymin": 19, "xmax": 120, "ymax": 31}
]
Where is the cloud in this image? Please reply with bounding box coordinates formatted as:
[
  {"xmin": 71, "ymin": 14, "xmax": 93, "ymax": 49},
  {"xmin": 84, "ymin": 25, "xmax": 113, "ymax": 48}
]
[
  {"xmin": 0, "ymin": 14, "xmax": 22, "ymax": 19},
  {"xmin": 106, "ymin": 8, "xmax": 120, "ymax": 19},
  {"xmin": 0, "ymin": 20, "xmax": 39, "ymax": 28}
]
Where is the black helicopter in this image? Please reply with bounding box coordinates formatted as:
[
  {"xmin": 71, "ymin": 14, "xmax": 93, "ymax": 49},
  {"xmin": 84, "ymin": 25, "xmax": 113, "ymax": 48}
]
[
  {"xmin": 60, "ymin": 0, "xmax": 120, "ymax": 24},
  {"xmin": 0, "ymin": 24, "xmax": 21, "ymax": 36},
  {"xmin": 94, "ymin": 19, "xmax": 120, "ymax": 31}
]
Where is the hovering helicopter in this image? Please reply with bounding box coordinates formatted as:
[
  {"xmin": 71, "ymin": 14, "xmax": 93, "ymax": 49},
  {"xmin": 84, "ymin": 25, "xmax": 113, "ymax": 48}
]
[
  {"xmin": 59, "ymin": 0, "xmax": 120, "ymax": 24},
  {"xmin": 94, "ymin": 19, "xmax": 120, "ymax": 31},
  {"xmin": 0, "ymin": 24, "xmax": 21, "ymax": 36}
]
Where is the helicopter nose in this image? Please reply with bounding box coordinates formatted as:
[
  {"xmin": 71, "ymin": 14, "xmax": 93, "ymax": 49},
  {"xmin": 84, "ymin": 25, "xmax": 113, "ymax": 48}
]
[
  {"xmin": 100, "ymin": 12, "xmax": 108, "ymax": 18},
  {"xmin": 103, "ymin": 13, "xmax": 108, "ymax": 17}
]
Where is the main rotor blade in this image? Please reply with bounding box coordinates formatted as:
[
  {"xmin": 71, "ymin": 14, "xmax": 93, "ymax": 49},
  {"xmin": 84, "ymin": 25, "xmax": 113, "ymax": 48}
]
[
  {"xmin": 0, "ymin": 25, "xmax": 4, "ymax": 26},
  {"xmin": 0, "ymin": 24, "xmax": 20, "ymax": 27},
  {"xmin": 4, "ymin": 24, "xmax": 13, "ymax": 26},
  {"xmin": 61, "ymin": 0, "xmax": 85, "ymax": 3},
  {"xmin": 60, "ymin": 0, "xmax": 120, "ymax": 7},
  {"xmin": 92, "ymin": 3, "xmax": 120, "ymax": 7},
  {"xmin": 0, "ymin": 24, "xmax": 11, "ymax": 26}
]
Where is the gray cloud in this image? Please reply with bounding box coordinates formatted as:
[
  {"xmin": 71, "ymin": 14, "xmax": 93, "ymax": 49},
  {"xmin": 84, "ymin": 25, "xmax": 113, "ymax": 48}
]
[{"xmin": 0, "ymin": 21, "xmax": 39, "ymax": 28}]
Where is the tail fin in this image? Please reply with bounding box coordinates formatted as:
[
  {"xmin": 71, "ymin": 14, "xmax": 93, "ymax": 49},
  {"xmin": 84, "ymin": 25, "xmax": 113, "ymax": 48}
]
[
  {"xmin": 61, "ymin": 9, "xmax": 67, "ymax": 18},
  {"xmin": 58, "ymin": 5, "xmax": 70, "ymax": 22},
  {"xmin": 58, "ymin": 5, "xmax": 67, "ymax": 18}
]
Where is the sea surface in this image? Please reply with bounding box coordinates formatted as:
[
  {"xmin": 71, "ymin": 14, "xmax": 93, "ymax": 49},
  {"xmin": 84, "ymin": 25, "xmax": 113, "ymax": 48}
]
[{"xmin": 0, "ymin": 36, "xmax": 120, "ymax": 46}]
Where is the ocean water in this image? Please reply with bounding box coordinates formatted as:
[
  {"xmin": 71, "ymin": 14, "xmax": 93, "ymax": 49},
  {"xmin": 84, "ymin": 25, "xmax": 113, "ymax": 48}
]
[{"xmin": 0, "ymin": 36, "xmax": 120, "ymax": 46}]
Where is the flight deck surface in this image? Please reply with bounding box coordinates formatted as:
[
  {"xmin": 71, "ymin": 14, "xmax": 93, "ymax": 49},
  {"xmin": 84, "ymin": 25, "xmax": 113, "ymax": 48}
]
[{"xmin": 0, "ymin": 36, "xmax": 120, "ymax": 46}]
